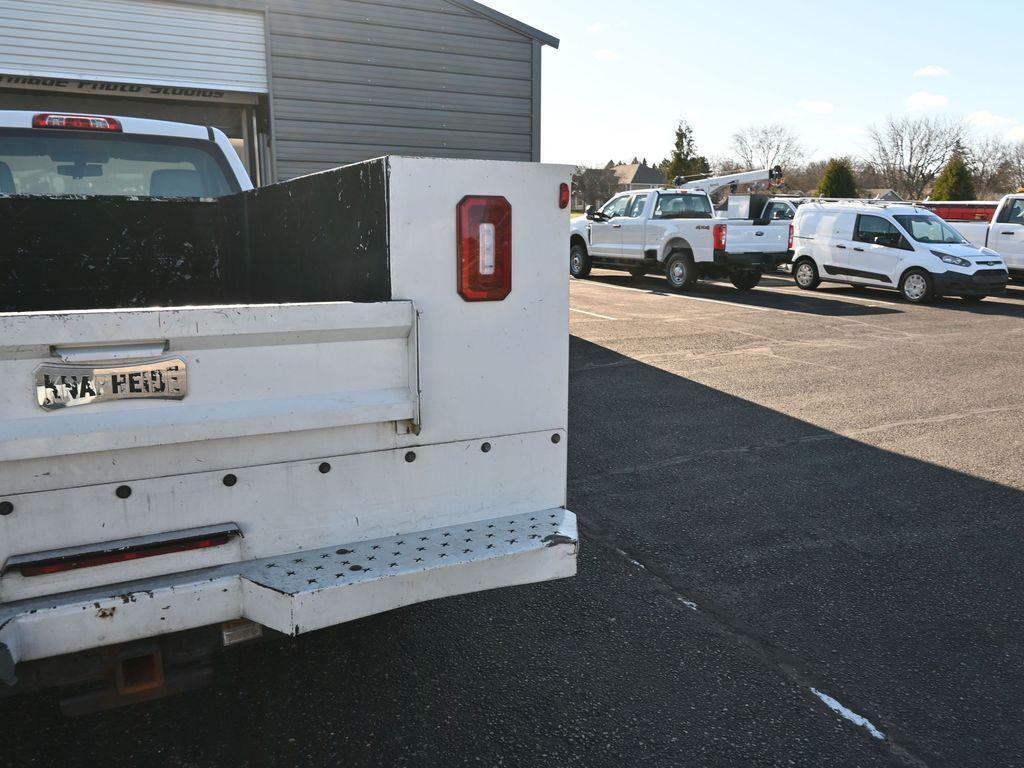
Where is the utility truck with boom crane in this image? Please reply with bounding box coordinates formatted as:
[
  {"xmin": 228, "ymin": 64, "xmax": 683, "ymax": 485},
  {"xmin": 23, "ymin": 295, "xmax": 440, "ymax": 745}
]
[{"xmin": 569, "ymin": 166, "xmax": 791, "ymax": 290}]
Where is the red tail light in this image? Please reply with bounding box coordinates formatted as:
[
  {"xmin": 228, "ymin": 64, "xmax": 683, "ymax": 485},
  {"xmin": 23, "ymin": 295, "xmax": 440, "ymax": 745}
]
[
  {"xmin": 15, "ymin": 532, "xmax": 236, "ymax": 577},
  {"xmin": 788, "ymin": 223, "xmax": 794, "ymax": 250},
  {"xmin": 559, "ymin": 183, "xmax": 570, "ymax": 209},
  {"xmin": 457, "ymin": 195, "xmax": 512, "ymax": 302},
  {"xmin": 33, "ymin": 113, "xmax": 122, "ymax": 132},
  {"xmin": 713, "ymin": 223, "xmax": 727, "ymax": 251}
]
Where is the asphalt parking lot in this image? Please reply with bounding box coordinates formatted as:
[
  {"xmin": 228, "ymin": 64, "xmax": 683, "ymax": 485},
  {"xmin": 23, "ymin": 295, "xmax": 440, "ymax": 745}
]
[{"xmin": 5, "ymin": 271, "xmax": 1024, "ymax": 768}]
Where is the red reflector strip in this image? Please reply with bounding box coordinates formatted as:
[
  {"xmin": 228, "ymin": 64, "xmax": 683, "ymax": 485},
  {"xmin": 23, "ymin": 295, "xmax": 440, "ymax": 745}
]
[
  {"xmin": 32, "ymin": 113, "xmax": 122, "ymax": 132},
  {"xmin": 18, "ymin": 533, "xmax": 235, "ymax": 577},
  {"xmin": 559, "ymin": 182, "xmax": 570, "ymax": 209}
]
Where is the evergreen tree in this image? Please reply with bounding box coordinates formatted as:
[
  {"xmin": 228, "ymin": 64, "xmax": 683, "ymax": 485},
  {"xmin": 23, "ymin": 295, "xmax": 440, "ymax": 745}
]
[
  {"xmin": 931, "ymin": 152, "xmax": 976, "ymax": 200},
  {"xmin": 816, "ymin": 157, "xmax": 858, "ymax": 198},
  {"xmin": 664, "ymin": 120, "xmax": 711, "ymax": 183}
]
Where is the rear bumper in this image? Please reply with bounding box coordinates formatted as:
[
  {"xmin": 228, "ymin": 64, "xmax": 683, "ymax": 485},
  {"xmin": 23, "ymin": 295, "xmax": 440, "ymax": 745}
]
[
  {"xmin": 713, "ymin": 250, "xmax": 792, "ymax": 270},
  {"xmin": 932, "ymin": 269, "xmax": 1008, "ymax": 296},
  {"xmin": 0, "ymin": 508, "xmax": 577, "ymax": 686}
]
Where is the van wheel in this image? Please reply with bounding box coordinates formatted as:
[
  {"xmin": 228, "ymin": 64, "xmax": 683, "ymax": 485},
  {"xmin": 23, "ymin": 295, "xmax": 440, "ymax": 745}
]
[
  {"xmin": 730, "ymin": 271, "xmax": 761, "ymax": 291},
  {"xmin": 628, "ymin": 266, "xmax": 647, "ymax": 278},
  {"xmin": 899, "ymin": 269, "xmax": 935, "ymax": 303},
  {"xmin": 793, "ymin": 258, "xmax": 820, "ymax": 290},
  {"xmin": 570, "ymin": 243, "xmax": 591, "ymax": 279},
  {"xmin": 665, "ymin": 252, "xmax": 697, "ymax": 291}
]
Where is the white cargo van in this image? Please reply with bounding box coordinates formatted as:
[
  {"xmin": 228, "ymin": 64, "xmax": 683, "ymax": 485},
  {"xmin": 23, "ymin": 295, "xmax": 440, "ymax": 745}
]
[{"xmin": 790, "ymin": 202, "xmax": 1008, "ymax": 303}]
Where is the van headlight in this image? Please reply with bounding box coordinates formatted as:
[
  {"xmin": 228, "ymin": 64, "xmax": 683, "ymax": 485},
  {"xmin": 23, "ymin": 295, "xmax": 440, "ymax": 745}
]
[{"xmin": 931, "ymin": 250, "xmax": 971, "ymax": 267}]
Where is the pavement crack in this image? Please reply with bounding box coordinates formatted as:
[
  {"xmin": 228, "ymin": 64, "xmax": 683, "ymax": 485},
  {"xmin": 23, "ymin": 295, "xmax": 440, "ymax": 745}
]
[{"xmin": 580, "ymin": 522, "xmax": 934, "ymax": 768}]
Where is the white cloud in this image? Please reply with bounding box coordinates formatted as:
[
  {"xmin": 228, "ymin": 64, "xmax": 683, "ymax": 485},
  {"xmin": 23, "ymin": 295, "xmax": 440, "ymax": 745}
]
[
  {"xmin": 797, "ymin": 99, "xmax": 834, "ymax": 115},
  {"xmin": 967, "ymin": 110, "xmax": 1015, "ymax": 127},
  {"xmin": 913, "ymin": 65, "xmax": 949, "ymax": 78},
  {"xmin": 1007, "ymin": 125, "xmax": 1024, "ymax": 142},
  {"xmin": 592, "ymin": 48, "xmax": 620, "ymax": 62},
  {"xmin": 906, "ymin": 91, "xmax": 949, "ymax": 110}
]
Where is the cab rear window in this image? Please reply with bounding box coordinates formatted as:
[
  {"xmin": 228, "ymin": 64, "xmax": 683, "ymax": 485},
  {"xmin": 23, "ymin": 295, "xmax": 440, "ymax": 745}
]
[
  {"xmin": 0, "ymin": 129, "xmax": 239, "ymax": 198},
  {"xmin": 652, "ymin": 194, "xmax": 712, "ymax": 219}
]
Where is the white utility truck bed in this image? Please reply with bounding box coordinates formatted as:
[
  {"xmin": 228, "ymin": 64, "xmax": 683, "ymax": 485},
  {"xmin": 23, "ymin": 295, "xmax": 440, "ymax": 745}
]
[{"xmin": 0, "ymin": 114, "xmax": 576, "ymax": 709}]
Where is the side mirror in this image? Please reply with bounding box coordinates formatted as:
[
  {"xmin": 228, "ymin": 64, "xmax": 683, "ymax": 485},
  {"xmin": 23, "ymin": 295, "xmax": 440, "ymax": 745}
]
[
  {"xmin": 585, "ymin": 205, "xmax": 596, "ymax": 221},
  {"xmin": 874, "ymin": 234, "xmax": 899, "ymax": 248}
]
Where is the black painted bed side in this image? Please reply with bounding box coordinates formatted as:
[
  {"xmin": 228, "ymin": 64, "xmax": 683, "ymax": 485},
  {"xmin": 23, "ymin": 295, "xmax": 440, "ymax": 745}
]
[{"xmin": 0, "ymin": 158, "xmax": 391, "ymax": 313}]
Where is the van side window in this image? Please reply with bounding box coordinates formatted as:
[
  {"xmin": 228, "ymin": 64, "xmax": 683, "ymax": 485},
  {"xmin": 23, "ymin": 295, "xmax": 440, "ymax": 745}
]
[
  {"xmin": 627, "ymin": 194, "xmax": 648, "ymax": 218},
  {"xmin": 855, "ymin": 215, "xmax": 907, "ymax": 248}
]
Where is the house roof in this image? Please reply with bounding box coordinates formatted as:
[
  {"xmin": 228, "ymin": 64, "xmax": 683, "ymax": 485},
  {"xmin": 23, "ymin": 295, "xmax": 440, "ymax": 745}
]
[
  {"xmin": 611, "ymin": 164, "xmax": 665, "ymax": 186},
  {"xmin": 863, "ymin": 188, "xmax": 902, "ymax": 200},
  {"xmin": 446, "ymin": 1, "xmax": 559, "ymax": 48}
]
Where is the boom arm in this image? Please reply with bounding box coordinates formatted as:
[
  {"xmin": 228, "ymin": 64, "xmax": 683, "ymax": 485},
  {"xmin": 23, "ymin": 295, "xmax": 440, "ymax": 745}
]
[{"xmin": 679, "ymin": 166, "xmax": 783, "ymax": 197}]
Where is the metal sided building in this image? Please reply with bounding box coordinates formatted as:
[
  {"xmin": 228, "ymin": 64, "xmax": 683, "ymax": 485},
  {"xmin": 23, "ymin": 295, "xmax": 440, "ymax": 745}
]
[{"xmin": 0, "ymin": 0, "xmax": 557, "ymax": 185}]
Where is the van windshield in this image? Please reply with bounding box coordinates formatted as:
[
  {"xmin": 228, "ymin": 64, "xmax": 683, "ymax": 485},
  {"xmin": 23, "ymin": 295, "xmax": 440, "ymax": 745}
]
[
  {"xmin": 893, "ymin": 214, "xmax": 968, "ymax": 245},
  {"xmin": 652, "ymin": 193, "xmax": 713, "ymax": 219},
  {"xmin": 0, "ymin": 128, "xmax": 239, "ymax": 198}
]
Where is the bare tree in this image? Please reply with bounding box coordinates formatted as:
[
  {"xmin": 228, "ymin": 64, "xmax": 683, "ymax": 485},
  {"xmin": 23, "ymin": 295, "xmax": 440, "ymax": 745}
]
[
  {"xmin": 1009, "ymin": 142, "xmax": 1024, "ymax": 192},
  {"xmin": 710, "ymin": 156, "xmax": 747, "ymax": 176},
  {"xmin": 865, "ymin": 116, "xmax": 965, "ymax": 199},
  {"xmin": 967, "ymin": 136, "xmax": 1012, "ymax": 198},
  {"xmin": 730, "ymin": 124, "xmax": 804, "ymax": 172},
  {"xmin": 571, "ymin": 165, "xmax": 619, "ymax": 209},
  {"xmin": 781, "ymin": 159, "xmax": 830, "ymax": 195}
]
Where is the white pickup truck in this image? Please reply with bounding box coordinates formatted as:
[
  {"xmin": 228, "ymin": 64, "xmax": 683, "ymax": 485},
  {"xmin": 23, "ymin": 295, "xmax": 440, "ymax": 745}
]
[
  {"xmin": 927, "ymin": 195, "xmax": 1024, "ymax": 278},
  {"xmin": 0, "ymin": 111, "xmax": 577, "ymax": 712},
  {"xmin": 569, "ymin": 187, "xmax": 790, "ymax": 291}
]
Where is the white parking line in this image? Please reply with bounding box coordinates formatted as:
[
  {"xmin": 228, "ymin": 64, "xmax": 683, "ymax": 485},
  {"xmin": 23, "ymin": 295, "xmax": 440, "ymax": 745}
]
[{"xmin": 569, "ymin": 307, "xmax": 617, "ymax": 320}]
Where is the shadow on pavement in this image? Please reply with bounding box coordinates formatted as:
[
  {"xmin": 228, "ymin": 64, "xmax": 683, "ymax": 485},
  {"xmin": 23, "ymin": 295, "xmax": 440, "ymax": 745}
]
[
  {"xmin": 583, "ymin": 273, "xmax": 903, "ymax": 317},
  {"xmin": 569, "ymin": 335, "xmax": 1024, "ymax": 768}
]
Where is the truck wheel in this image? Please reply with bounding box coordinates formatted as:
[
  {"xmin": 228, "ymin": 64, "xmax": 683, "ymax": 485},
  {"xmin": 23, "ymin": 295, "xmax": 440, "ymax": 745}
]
[
  {"xmin": 628, "ymin": 266, "xmax": 647, "ymax": 278},
  {"xmin": 570, "ymin": 243, "xmax": 591, "ymax": 279},
  {"xmin": 665, "ymin": 252, "xmax": 697, "ymax": 291},
  {"xmin": 730, "ymin": 271, "xmax": 761, "ymax": 291},
  {"xmin": 899, "ymin": 269, "xmax": 935, "ymax": 304},
  {"xmin": 793, "ymin": 258, "xmax": 820, "ymax": 290}
]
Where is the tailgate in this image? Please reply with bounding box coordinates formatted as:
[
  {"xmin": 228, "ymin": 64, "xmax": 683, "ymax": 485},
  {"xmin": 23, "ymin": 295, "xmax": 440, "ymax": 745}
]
[
  {"xmin": 0, "ymin": 301, "xmax": 418, "ymax": 599},
  {"xmin": 727, "ymin": 221, "xmax": 789, "ymax": 254}
]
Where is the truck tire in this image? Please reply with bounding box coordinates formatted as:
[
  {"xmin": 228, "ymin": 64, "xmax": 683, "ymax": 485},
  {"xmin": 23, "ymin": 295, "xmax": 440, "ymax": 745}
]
[
  {"xmin": 730, "ymin": 271, "xmax": 761, "ymax": 291},
  {"xmin": 793, "ymin": 258, "xmax": 820, "ymax": 290},
  {"xmin": 899, "ymin": 268, "xmax": 935, "ymax": 304},
  {"xmin": 665, "ymin": 251, "xmax": 697, "ymax": 292},
  {"xmin": 570, "ymin": 243, "xmax": 592, "ymax": 279},
  {"xmin": 628, "ymin": 266, "xmax": 647, "ymax": 278}
]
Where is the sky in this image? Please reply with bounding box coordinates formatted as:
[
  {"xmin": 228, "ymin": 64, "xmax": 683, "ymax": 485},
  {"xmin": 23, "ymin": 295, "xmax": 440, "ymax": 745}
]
[{"xmin": 483, "ymin": 0, "xmax": 1023, "ymax": 167}]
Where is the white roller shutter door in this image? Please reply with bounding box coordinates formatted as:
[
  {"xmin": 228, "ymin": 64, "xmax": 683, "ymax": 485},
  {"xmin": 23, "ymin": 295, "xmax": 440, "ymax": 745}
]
[{"xmin": 0, "ymin": 0, "xmax": 268, "ymax": 94}]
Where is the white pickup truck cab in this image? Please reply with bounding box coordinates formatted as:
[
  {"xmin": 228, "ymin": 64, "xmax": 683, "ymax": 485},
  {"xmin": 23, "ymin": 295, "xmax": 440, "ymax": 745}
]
[
  {"xmin": 0, "ymin": 111, "xmax": 577, "ymax": 710},
  {"xmin": 791, "ymin": 201, "xmax": 1008, "ymax": 303},
  {"xmin": 569, "ymin": 187, "xmax": 787, "ymax": 291},
  {"xmin": 930, "ymin": 195, "xmax": 1024, "ymax": 278}
]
